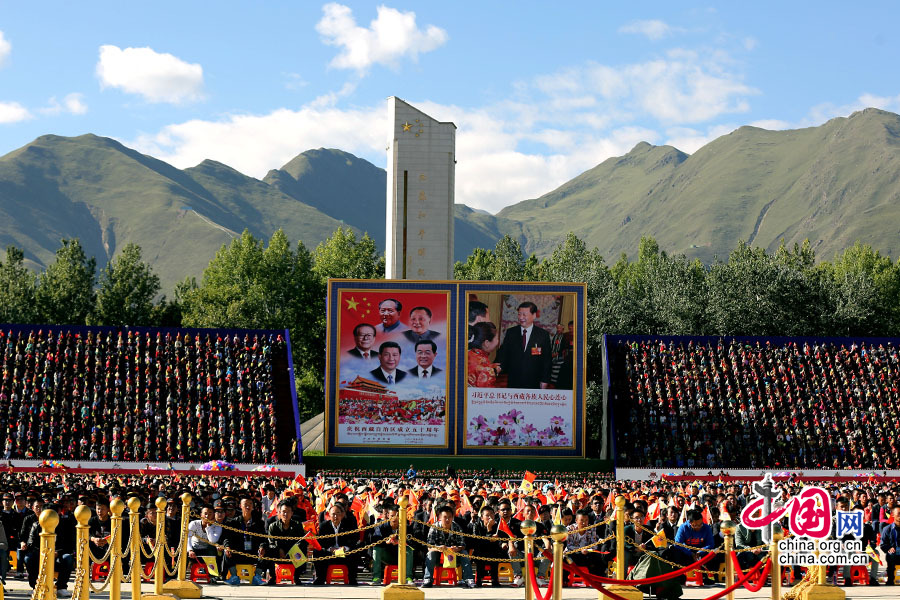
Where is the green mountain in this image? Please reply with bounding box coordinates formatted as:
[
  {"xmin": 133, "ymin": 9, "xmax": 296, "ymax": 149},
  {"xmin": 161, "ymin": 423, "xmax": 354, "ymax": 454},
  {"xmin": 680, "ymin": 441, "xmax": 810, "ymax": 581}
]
[
  {"xmin": 263, "ymin": 148, "xmax": 387, "ymax": 248},
  {"xmin": 262, "ymin": 148, "xmax": 523, "ymax": 261},
  {"xmin": 3, "ymin": 108, "xmax": 900, "ymax": 295},
  {"xmin": 0, "ymin": 134, "xmax": 347, "ymax": 292},
  {"xmin": 498, "ymin": 108, "xmax": 900, "ymax": 262}
]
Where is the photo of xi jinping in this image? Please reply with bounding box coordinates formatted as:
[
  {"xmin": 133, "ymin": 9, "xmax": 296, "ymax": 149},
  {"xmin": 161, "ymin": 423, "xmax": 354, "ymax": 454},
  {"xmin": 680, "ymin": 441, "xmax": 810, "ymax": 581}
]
[{"xmin": 496, "ymin": 301, "xmax": 552, "ymax": 389}]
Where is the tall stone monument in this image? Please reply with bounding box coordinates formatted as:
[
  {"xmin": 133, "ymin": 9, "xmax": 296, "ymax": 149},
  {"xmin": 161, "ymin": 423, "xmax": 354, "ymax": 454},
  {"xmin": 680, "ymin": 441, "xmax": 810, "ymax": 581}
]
[{"xmin": 385, "ymin": 97, "xmax": 456, "ymax": 280}]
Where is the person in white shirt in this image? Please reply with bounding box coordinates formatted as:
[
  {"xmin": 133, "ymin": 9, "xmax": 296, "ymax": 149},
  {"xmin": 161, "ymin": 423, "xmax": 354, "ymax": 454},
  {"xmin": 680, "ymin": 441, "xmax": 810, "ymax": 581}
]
[
  {"xmin": 187, "ymin": 505, "xmax": 222, "ymax": 558},
  {"xmin": 260, "ymin": 486, "xmax": 277, "ymax": 517}
]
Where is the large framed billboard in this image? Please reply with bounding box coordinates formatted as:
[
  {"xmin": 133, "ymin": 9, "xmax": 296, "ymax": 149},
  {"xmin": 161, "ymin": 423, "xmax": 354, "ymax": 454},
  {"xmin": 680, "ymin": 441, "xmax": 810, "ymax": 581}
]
[{"xmin": 325, "ymin": 280, "xmax": 586, "ymax": 456}]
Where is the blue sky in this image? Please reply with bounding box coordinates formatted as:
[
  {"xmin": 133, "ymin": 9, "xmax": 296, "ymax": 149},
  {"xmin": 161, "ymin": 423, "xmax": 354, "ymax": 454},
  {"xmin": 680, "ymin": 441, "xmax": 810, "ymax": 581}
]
[{"xmin": 1, "ymin": 1, "xmax": 898, "ymax": 212}]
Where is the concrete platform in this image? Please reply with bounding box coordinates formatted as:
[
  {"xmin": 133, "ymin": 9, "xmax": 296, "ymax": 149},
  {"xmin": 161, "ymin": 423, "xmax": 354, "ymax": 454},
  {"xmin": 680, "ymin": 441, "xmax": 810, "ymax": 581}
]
[{"xmin": 1, "ymin": 578, "xmax": 894, "ymax": 599}]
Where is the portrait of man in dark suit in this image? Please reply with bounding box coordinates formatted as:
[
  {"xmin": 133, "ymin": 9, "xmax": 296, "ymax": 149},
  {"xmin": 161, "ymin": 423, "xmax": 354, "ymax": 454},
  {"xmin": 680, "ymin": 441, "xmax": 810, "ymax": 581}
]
[
  {"xmin": 402, "ymin": 306, "xmax": 441, "ymax": 345},
  {"xmin": 407, "ymin": 339, "xmax": 442, "ymax": 379},
  {"xmin": 497, "ymin": 301, "xmax": 552, "ymax": 389},
  {"xmin": 369, "ymin": 341, "xmax": 407, "ymax": 385},
  {"xmin": 346, "ymin": 323, "xmax": 378, "ymax": 363}
]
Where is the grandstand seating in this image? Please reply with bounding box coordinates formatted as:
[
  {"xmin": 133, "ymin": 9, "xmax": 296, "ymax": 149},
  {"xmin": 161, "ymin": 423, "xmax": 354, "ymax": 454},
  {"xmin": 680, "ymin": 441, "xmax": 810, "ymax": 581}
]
[
  {"xmin": 0, "ymin": 325, "xmax": 296, "ymax": 463},
  {"xmin": 608, "ymin": 336, "xmax": 900, "ymax": 469}
]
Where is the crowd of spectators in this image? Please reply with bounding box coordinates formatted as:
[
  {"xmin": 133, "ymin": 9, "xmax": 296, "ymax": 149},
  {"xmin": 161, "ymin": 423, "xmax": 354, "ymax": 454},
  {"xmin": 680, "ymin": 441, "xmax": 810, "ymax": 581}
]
[
  {"xmin": 0, "ymin": 470, "xmax": 897, "ymax": 590},
  {"xmin": 612, "ymin": 337, "xmax": 900, "ymax": 469},
  {"xmin": 0, "ymin": 327, "xmax": 289, "ymax": 463}
]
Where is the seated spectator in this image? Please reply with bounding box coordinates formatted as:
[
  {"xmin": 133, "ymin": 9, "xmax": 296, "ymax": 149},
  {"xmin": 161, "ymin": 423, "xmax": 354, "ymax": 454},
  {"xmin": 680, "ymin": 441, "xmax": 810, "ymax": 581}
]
[
  {"xmin": 673, "ymin": 509, "xmax": 715, "ymax": 585},
  {"xmin": 468, "ymin": 504, "xmax": 507, "ymax": 587},
  {"xmin": 256, "ymin": 500, "xmax": 306, "ymax": 585},
  {"xmin": 565, "ymin": 509, "xmax": 604, "ymax": 585},
  {"xmin": 371, "ymin": 504, "xmax": 412, "ymax": 585},
  {"xmin": 423, "ymin": 505, "xmax": 474, "ymax": 588},
  {"xmin": 311, "ymin": 502, "xmax": 359, "ymax": 586},
  {"xmin": 880, "ymin": 506, "xmax": 900, "ymax": 586},
  {"xmin": 222, "ymin": 497, "xmax": 265, "ymax": 586}
]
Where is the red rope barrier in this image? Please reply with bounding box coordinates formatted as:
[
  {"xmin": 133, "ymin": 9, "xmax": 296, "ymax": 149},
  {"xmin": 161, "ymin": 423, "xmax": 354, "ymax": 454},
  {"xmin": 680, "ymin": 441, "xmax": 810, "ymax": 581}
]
[
  {"xmin": 731, "ymin": 551, "xmax": 772, "ymax": 592},
  {"xmin": 525, "ymin": 553, "xmax": 553, "ymax": 600},
  {"xmin": 561, "ymin": 551, "xmax": 767, "ymax": 600},
  {"xmin": 542, "ymin": 549, "xmax": 716, "ymax": 586}
]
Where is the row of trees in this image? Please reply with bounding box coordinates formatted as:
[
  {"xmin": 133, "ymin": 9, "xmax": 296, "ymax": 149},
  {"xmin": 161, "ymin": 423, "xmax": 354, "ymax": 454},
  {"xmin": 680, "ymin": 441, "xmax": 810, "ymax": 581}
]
[{"xmin": 2, "ymin": 229, "xmax": 899, "ymax": 443}]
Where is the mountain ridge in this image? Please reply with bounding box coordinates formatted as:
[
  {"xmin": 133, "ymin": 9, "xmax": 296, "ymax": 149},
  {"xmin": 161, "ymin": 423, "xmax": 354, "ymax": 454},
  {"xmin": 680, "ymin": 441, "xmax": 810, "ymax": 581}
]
[{"xmin": 2, "ymin": 107, "xmax": 900, "ymax": 293}]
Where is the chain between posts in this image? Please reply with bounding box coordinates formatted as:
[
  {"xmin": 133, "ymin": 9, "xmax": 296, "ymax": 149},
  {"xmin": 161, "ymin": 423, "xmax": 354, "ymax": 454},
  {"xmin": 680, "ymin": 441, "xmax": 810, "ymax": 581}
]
[
  {"xmin": 563, "ymin": 533, "xmax": 615, "ymax": 556},
  {"xmin": 628, "ymin": 537, "xmax": 729, "ymax": 575},
  {"xmin": 410, "ymin": 515, "xmax": 614, "ymax": 543},
  {"xmin": 406, "ymin": 534, "xmax": 528, "ymax": 563},
  {"xmin": 189, "ymin": 511, "xmax": 387, "ymax": 540},
  {"xmin": 30, "ymin": 545, "xmax": 53, "ymax": 600},
  {"xmin": 189, "ymin": 531, "xmax": 388, "ymax": 563},
  {"xmin": 71, "ymin": 538, "xmax": 89, "ymax": 600},
  {"xmin": 633, "ymin": 522, "xmax": 769, "ymax": 554}
]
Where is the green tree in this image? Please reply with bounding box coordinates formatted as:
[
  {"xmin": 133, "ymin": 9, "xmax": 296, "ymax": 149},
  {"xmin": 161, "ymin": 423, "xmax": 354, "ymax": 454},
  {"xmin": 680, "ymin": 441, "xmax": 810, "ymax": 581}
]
[
  {"xmin": 312, "ymin": 227, "xmax": 384, "ymax": 281},
  {"xmin": 92, "ymin": 243, "xmax": 160, "ymax": 326},
  {"xmin": 707, "ymin": 240, "xmax": 824, "ymax": 336},
  {"xmin": 822, "ymin": 241, "xmax": 900, "ymax": 335},
  {"xmin": 454, "ymin": 235, "xmax": 540, "ymax": 281},
  {"xmin": 0, "ymin": 246, "xmax": 38, "ymax": 324},
  {"xmin": 35, "ymin": 238, "xmax": 96, "ymax": 325},
  {"xmin": 453, "ymin": 247, "xmax": 495, "ymax": 280},
  {"xmin": 181, "ymin": 229, "xmax": 317, "ymax": 332}
]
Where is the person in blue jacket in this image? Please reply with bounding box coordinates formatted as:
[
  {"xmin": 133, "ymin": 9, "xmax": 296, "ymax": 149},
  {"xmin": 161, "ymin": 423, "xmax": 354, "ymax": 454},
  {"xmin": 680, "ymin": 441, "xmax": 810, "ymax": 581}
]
[{"xmin": 673, "ymin": 509, "xmax": 715, "ymax": 585}]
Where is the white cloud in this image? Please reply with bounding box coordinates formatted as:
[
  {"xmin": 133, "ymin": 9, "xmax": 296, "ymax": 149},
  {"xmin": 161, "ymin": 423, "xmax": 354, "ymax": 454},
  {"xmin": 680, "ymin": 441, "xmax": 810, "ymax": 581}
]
[
  {"xmin": 536, "ymin": 53, "xmax": 756, "ymax": 126},
  {"xmin": 39, "ymin": 93, "xmax": 88, "ymax": 116},
  {"xmin": 0, "ymin": 31, "xmax": 10, "ymax": 68},
  {"xmin": 806, "ymin": 93, "xmax": 900, "ymax": 126},
  {"xmin": 0, "ymin": 101, "xmax": 31, "ymax": 124},
  {"xmin": 131, "ymin": 105, "xmax": 387, "ymax": 179},
  {"xmin": 663, "ymin": 124, "xmax": 734, "ymax": 153},
  {"xmin": 749, "ymin": 119, "xmax": 789, "ymax": 130},
  {"xmin": 127, "ymin": 47, "xmax": 758, "ymax": 213},
  {"xmin": 316, "ymin": 3, "xmax": 447, "ymax": 72},
  {"xmin": 619, "ymin": 19, "xmax": 681, "ymax": 41},
  {"xmin": 96, "ymin": 45, "xmax": 204, "ymax": 104}
]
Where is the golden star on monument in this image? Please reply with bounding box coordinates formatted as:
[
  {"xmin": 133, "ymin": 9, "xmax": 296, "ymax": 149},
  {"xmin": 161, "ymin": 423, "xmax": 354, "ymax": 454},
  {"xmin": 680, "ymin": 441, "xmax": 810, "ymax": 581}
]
[
  {"xmin": 402, "ymin": 122, "xmax": 411, "ymax": 132},
  {"xmin": 345, "ymin": 297, "xmax": 359, "ymax": 310}
]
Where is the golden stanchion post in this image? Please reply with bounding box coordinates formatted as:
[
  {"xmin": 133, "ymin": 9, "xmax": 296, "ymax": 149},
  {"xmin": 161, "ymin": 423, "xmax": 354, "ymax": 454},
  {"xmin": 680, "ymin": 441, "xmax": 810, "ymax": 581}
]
[
  {"xmin": 74, "ymin": 506, "xmax": 91, "ymax": 600},
  {"xmin": 771, "ymin": 523, "xmax": 783, "ymax": 600},
  {"xmin": 721, "ymin": 520, "xmax": 736, "ymax": 600},
  {"xmin": 162, "ymin": 494, "xmax": 201, "ymax": 599},
  {"xmin": 605, "ymin": 496, "xmax": 642, "ymax": 600},
  {"xmin": 37, "ymin": 509, "xmax": 59, "ymax": 600},
  {"xmin": 108, "ymin": 499, "xmax": 125, "ymax": 600},
  {"xmin": 144, "ymin": 498, "xmax": 176, "ymax": 600},
  {"xmin": 381, "ymin": 495, "xmax": 422, "ymax": 600},
  {"xmin": 127, "ymin": 498, "xmax": 142, "ymax": 600},
  {"xmin": 550, "ymin": 524, "xmax": 567, "ymax": 600},
  {"xmin": 521, "ymin": 519, "xmax": 537, "ymax": 600}
]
